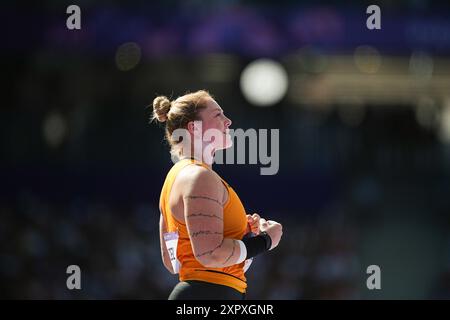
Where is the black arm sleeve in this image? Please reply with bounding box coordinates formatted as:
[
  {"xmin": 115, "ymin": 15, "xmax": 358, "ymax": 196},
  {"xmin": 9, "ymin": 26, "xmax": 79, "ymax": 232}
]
[{"xmin": 241, "ymin": 231, "xmax": 272, "ymax": 258}]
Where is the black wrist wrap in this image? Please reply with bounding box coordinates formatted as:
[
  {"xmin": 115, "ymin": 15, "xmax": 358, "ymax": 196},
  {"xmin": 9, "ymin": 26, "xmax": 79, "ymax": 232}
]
[{"xmin": 241, "ymin": 231, "xmax": 272, "ymax": 258}]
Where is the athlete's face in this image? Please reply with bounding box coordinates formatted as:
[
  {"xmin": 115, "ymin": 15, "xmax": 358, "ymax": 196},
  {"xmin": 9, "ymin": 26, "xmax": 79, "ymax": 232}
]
[{"xmin": 198, "ymin": 98, "xmax": 233, "ymax": 150}]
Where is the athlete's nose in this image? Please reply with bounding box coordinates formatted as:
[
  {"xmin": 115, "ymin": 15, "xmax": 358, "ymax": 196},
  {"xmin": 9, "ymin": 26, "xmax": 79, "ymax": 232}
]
[{"xmin": 224, "ymin": 116, "xmax": 232, "ymax": 128}]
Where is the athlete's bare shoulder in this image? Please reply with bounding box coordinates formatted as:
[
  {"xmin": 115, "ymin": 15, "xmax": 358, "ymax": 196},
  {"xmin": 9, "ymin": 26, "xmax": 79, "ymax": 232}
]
[{"xmin": 176, "ymin": 163, "xmax": 221, "ymax": 194}]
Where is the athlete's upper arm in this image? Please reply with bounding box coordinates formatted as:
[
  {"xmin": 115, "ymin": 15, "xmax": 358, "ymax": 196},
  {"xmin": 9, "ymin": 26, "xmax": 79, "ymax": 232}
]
[{"xmin": 180, "ymin": 165, "xmax": 225, "ymax": 266}]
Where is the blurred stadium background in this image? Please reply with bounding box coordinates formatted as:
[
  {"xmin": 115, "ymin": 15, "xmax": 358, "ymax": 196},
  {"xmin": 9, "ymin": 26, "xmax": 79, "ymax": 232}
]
[{"xmin": 1, "ymin": 0, "xmax": 450, "ymax": 299}]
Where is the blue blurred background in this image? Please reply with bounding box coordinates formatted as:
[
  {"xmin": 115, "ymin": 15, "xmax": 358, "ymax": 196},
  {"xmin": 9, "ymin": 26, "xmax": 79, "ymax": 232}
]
[{"xmin": 1, "ymin": 0, "xmax": 450, "ymax": 299}]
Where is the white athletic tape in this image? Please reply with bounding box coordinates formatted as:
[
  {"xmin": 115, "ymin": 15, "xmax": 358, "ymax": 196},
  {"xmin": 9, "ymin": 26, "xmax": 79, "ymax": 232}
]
[{"xmin": 236, "ymin": 240, "xmax": 247, "ymax": 263}]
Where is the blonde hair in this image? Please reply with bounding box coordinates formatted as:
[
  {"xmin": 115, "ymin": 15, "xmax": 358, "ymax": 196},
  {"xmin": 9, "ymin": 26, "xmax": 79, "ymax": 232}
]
[{"xmin": 152, "ymin": 90, "xmax": 213, "ymax": 157}]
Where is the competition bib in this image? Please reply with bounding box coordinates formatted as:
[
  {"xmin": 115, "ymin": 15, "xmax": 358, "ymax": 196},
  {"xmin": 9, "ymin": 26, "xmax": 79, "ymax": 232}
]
[{"xmin": 163, "ymin": 231, "xmax": 181, "ymax": 274}]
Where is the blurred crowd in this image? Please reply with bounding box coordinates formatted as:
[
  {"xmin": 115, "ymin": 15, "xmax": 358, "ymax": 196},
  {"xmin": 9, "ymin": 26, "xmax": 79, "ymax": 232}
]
[
  {"xmin": 2, "ymin": 188, "xmax": 449, "ymax": 299},
  {"xmin": 0, "ymin": 190, "xmax": 364, "ymax": 299}
]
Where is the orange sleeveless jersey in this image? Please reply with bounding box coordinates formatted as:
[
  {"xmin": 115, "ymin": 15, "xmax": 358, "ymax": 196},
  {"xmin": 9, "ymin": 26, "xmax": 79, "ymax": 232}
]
[{"xmin": 159, "ymin": 158, "xmax": 248, "ymax": 293}]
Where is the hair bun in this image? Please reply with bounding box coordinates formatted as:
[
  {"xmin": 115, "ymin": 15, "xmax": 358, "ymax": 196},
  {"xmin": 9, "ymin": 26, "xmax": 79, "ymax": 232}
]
[{"xmin": 152, "ymin": 96, "xmax": 171, "ymax": 123}]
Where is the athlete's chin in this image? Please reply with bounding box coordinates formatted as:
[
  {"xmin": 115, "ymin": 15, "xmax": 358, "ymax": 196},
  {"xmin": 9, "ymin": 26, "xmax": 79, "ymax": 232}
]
[
  {"xmin": 223, "ymin": 137, "xmax": 233, "ymax": 149},
  {"xmin": 214, "ymin": 136, "xmax": 233, "ymax": 150},
  {"xmin": 215, "ymin": 143, "xmax": 232, "ymax": 151}
]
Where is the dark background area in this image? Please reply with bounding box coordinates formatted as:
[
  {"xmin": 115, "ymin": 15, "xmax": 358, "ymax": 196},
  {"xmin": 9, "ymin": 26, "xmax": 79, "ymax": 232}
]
[{"xmin": 1, "ymin": 0, "xmax": 450, "ymax": 299}]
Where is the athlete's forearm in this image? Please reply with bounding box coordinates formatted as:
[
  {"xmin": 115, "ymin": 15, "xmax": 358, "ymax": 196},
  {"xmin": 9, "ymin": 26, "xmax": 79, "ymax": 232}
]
[{"xmin": 193, "ymin": 237, "xmax": 244, "ymax": 268}]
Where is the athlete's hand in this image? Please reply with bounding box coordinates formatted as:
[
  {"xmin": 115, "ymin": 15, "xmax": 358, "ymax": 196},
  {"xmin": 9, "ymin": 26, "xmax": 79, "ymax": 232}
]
[
  {"xmin": 246, "ymin": 213, "xmax": 261, "ymax": 235},
  {"xmin": 259, "ymin": 218, "xmax": 283, "ymax": 250}
]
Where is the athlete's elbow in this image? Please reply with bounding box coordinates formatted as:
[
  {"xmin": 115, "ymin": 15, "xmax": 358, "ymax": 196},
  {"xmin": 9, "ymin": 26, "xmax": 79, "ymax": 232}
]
[
  {"xmin": 195, "ymin": 253, "xmax": 222, "ymax": 268},
  {"xmin": 195, "ymin": 255, "xmax": 214, "ymax": 267}
]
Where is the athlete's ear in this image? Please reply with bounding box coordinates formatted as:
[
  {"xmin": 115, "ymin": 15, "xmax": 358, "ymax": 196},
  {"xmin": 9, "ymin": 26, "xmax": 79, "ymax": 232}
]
[
  {"xmin": 187, "ymin": 121, "xmax": 195, "ymax": 135},
  {"xmin": 187, "ymin": 120, "xmax": 202, "ymax": 136}
]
